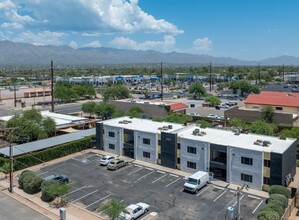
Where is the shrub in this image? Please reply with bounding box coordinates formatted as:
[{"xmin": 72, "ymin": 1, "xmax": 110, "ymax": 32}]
[
  {"xmin": 18, "ymin": 170, "xmax": 35, "ymax": 189},
  {"xmin": 23, "ymin": 174, "xmax": 43, "ymax": 194},
  {"xmin": 41, "ymin": 180, "xmax": 71, "ymax": 202},
  {"xmin": 257, "ymin": 210, "xmax": 280, "ymax": 220},
  {"xmin": 269, "ymin": 185, "xmax": 291, "ymax": 199},
  {"xmin": 0, "ymin": 162, "xmax": 10, "ymax": 174},
  {"xmin": 267, "ymin": 202, "xmax": 285, "ymax": 217},
  {"xmin": 268, "ymin": 194, "xmax": 288, "ymax": 209}
]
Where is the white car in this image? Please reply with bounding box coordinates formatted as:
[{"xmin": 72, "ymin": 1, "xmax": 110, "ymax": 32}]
[
  {"xmin": 100, "ymin": 156, "xmax": 116, "ymax": 166},
  {"xmin": 118, "ymin": 202, "xmax": 149, "ymax": 220},
  {"xmin": 206, "ymin": 114, "xmax": 218, "ymax": 119}
]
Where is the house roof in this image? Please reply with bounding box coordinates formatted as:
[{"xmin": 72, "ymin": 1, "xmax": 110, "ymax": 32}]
[
  {"xmin": 245, "ymin": 91, "xmax": 299, "ymax": 108},
  {"xmin": 168, "ymin": 102, "xmax": 189, "ymax": 111}
]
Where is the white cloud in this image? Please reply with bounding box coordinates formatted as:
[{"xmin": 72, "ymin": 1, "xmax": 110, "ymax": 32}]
[
  {"xmin": 82, "ymin": 40, "xmax": 102, "ymax": 48},
  {"xmin": 193, "ymin": 37, "xmax": 212, "ymax": 51},
  {"xmin": 14, "ymin": 31, "xmax": 66, "ymax": 46},
  {"xmin": 69, "ymin": 40, "xmax": 78, "ymax": 49},
  {"xmin": 8, "ymin": 0, "xmax": 183, "ymax": 35},
  {"xmin": 109, "ymin": 35, "xmax": 176, "ymax": 52}
]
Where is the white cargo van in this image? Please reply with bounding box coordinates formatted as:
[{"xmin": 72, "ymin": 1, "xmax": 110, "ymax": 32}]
[{"xmin": 184, "ymin": 171, "xmax": 209, "ymax": 193}]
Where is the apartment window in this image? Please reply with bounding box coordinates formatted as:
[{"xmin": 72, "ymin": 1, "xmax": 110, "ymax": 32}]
[
  {"xmin": 103, "ymin": 129, "xmax": 105, "ymax": 134},
  {"xmin": 108, "ymin": 131, "xmax": 115, "ymax": 137},
  {"xmin": 109, "ymin": 144, "xmax": 115, "ymax": 150},
  {"xmin": 187, "ymin": 146, "xmax": 197, "ymax": 154},
  {"xmin": 177, "ymin": 158, "xmax": 180, "ymax": 164},
  {"xmin": 143, "ymin": 138, "xmax": 150, "ymax": 145},
  {"xmin": 241, "ymin": 173, "xmax": 252, "ymax": 183},
  {"xmin": 187, "ymin": 161, "xmax": 196, "ymax": 169},
  {"xmin": 143, "ymin": 151, "xmax": 150, "ymax": 158},
  {"xmin": 177, "ymin": 143, "xmax": 181, "ymax": 150},
  {"xmin": 241, "ymin": 157, "xmax": 253, "ymax": 165},
  {"xmin": 275, "ymin": 107, "xmax": 283, "ymax": 111},
  {"xmin": 263, "ymin": 177, "xmax": 270, "ymax": 185},
  {"xmin": 158, "ymin": 140, "xmax": 161, "ymax": 146},
  {"xmin": 158, "ymin": 153, "xmax": 161, "ymax": 160},
  {"xmin": 264, "ymin": 160, "xmax": 271, "ymax": 168}
]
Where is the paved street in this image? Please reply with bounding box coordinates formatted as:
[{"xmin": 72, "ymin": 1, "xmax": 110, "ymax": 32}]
[
  {"xmin": 0, "ymin": 191, "xmax": 50, "ymax": 220},
  {"xmin": 36, "ymin": 152, "xmax": 265, "ymax": 220}
]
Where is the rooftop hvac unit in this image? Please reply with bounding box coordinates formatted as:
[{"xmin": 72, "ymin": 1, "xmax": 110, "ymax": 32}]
[
  {"xmin": 196, "ymin": 133, "xmax": 204, "ymax": 136},
  {"xmin": 168, "ymin": 125, "xmax": 173, "ymax": 129},
  {"xmin": 201, "ymin": 131, "xmax": 207, "ymax": 135},
  {"xmin": 127, "ymin": 120, "xmax": 132, "ymax": 123},
  {"xmin": 194, "ymin": 128, "xmax": 200, "ymax": 133},
  {"xmin": 158, "ymin": 127, "xmax": 163, "ymax": 130},
  {"xmin": 262, "ymin": 141, "xmax": 271, "ymax": 147},
  {"xmin": 119, "ymin": 121, "xmax": 124, "ymax": 124},
  {"xmin": 163, "ymin": 126, "xmax": 168, "ymax": 129}
]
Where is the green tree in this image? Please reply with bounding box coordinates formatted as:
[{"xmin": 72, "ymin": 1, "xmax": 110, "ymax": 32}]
[
  {"xmin": 189, "ymin": 82, "xmax": 206, "ymax": 100},
  {"xmin": 41, "ymin": 180, "xmax": 71, "ymax": 202},
  {"xmin": 23, "ymin": 174, "xmax": 43, "ymax": 194},
  {"xmin": 101, "ymin": 84, "xmax": 130, "ymax": 102},
  {"xmin": 128, "ymin": 106, "xmax": 144, "ymax": 118},
  {"xmin": 204, "ymin": 95, "xmax": 221, "ymax": 106},
  {"xmin": 249, "ymin": 120, "xmax": 276, "ymax": 136},
  {"xmin": 82, "ymin": 101, "xmax": 96, "ymax": 117},
  {"xmin": 95, "ymin": 102, "xmax": 116, "ymax": 119},
  {"xmin": 99, "ymin": 198, "xmax": 126, "ymax": 220},
  {"xmin": 262, "ymin": 106, "xmax": 275, "ymax": 123},
  {"xmin": 280, "ymin": 127, "xmax": 299, "ymax": 140},
  {"xmin": 5, "ymin": 109, "xmax": 56, "ymax": 143},
  {"xmin": 229, "ymin": 118, "xmax": 248, "ymax": 129},
  {"xmin": 165, "ymin": 114, "xmax": 192, "ymax": 124},
  {"xmin": 196, "ymin": 119, "xmax": 211, "ymax": 128}
]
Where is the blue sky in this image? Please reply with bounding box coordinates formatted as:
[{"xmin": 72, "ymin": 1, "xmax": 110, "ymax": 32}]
[{"xmin": 0, "ymin": 0, "xmax": 298, "ymax": 60}]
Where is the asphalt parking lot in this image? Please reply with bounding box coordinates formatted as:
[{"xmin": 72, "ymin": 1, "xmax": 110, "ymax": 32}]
[{"xmin": 36, "ymin": 152, "xmax": 265, "ymax": 220}]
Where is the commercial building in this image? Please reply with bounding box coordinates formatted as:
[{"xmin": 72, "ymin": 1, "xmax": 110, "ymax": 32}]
[
  {"xmin": 225, "ymin": 91, "xmax": 299, "ymax": 126},
  {"xmin": 96, "ymin": 116, "xmax": 297, "ymax": 190},
  {"xmin": 111, "ymin": 99, "xmax": 189, "ymax": 117}
]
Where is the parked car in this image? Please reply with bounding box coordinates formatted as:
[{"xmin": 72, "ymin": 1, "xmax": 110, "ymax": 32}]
[
  {"xmin": 107, "ymin": 159, "xmax": 128, "ymax": 170},
  {"xmin": 100, "ymin": 156, "xmax": 116, "ymax": 166},
  {"xmin": 206, "ymin": 114, "xmax": 218, "ymax": 119},
  {"xmin": 43, "ymin": 174, "xmax": 69, "ymax": 183},
  {"xmin": 188, "ymin": 112, "xmax": 200, "ymax": 116},
  {"xmin": 117, "ymin": 202, "xmax": 149, "ymax": 220},
  {"xmin": 228, "ymin": 101, "xmax": 238, "ymax": 106},
  {"xmin": 215, "ymin": 106, "xmax": 221, "ymax": 110},
  {"xmin": 219, "ymin": 103, "xmax": 230, "ymax": 109}
]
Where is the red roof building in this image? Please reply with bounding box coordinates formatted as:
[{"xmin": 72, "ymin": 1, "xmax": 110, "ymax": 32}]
[{"xmin": 245, "ymin": 91, "xmax": 299, "ymax": 110}]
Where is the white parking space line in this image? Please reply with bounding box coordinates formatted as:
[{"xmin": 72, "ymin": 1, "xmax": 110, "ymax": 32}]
[
  {"xmin": 165, "ymin": 178, "xmax": 181, "ymax": 188},
  {"xmin": 69, "ymin": 181, "xmax": 76, "ymax": 185},
  {"xmin": 196, "ymin": 186, "xmax": 210, "ymax": 197},
  {"xmin": 157, "ymin": 170, "xmax": 165, "ymax": 174},
  {"xmin": 37, "ymin": 171, "xmax": 49, "ymax": 176},
  {"xmin": 169, "ymin": 174, "xmax": 179, "ymax": 178},
  {"xmin": 230, "ymin": 190, "xmax": 236, "ymax": 194},
  {"xmin": 152, "ymin": 174, "xmax": 168, "ymax": 183},
  {"xmin": 233, "ymin": 195, "xmax": 244, "ymax": 206},
  {"xmin": 128, "ymin": 167, "xmax": 143, "ymax": 176},
  {"xmin": 115, "ymin": 164, "xmax": 133, "ymax": 172},
  {"xmin": 213, "ymin": 190, "xmax": 227, "ymax": 202},
  {"xmin": 252, "ymin": 200, "xmax": 264, "ymax": 214},
  {"xmin": 145, "ymin": 167, "xmax": 154, "ymax": 171},
  {"xmin": 72, "ymin": 189, "xmax": 99, "ymax": 203},
  {"xmin": 85, "ymin": 154, "xmax": 100, "ymax": 159},
  {"xmin": 88, "ymin": 157, "xmax": 101, "ymax": 162},
  {"xmin": 248, "ymin": 195, "xmax": 261, "ymax": 200},
  {"xmin": 85, "ymin": 194, "xmax": 111, "ymax": 208},
  {"xmin": 64, "ymin": 186, "xmax": 86, "ymax": 196},
  {"xmin": 137, "ymin": 171, "xmax": 155, "ymax": 181},
  {"xmin": 213, "ymin": 185, "xmax": 225, "ymax": 190},
  {"xmin": 181, "ymin": 189, "xmax": 184, "ymax": 192},
  {"xmin": 134, "ymin": 164, "xmax": 143, "ymax": 168}
]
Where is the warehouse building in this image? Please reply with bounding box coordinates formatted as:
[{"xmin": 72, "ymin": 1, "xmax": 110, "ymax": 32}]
[{"xmin": 96, "ymin": 116, "xmax": 297, "ymax": 190}]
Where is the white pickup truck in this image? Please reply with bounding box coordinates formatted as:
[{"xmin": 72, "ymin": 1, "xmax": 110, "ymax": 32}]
[{"xmin": 117, "ymin": 202, "xmax": 149, "ymax": 220}]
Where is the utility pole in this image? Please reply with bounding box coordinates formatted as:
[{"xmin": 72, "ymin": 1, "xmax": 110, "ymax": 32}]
[
  {"xmin": 235, "ymin": 184, "xmax": 249, "ymax": 220},
  {"xmin": 13, "ymin": 84, "xmax": 17, "ymax": 108},
  {"xmin": 160, "ymin": 62, "xmax": 163, "ymax": 101},
  {"xmin": 258, "ymin": 63, "xmax": 261, "ymax": 84},
  {"xmin": 282, "ymin": 64, "xmax": 285, "ymax": 81},
  {"xmin": 9, "ymin": 129, "xmax": 13, "ymax": 193},
  {"xmin": 209, "ymin": 62, "xmax": 212, "ymax": 92},
  {"xmin": 51, "ymin": 60, "xmax": 54, "ymax": 112}
]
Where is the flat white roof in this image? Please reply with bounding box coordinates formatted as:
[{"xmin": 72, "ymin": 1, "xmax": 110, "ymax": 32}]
[
  {"xmin": 179, "ymin": 125, "xmax": 296, "ymax": 154},
  {"xmin": 101, "ymin": 117, "xmax": 296, "ymax": 154},
  {"xmin": 102, "ymin": 116, "xmax": 184, "ymax": 133}
]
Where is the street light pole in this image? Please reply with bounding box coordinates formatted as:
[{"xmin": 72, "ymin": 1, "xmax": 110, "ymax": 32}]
[{"xmin": 9, "ymin": 130, "xmax": 13, "ymax": 193}]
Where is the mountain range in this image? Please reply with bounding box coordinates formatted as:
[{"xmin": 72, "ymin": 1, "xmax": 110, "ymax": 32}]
[{"xmin": 0, "ymin": 40, "xmax": 299, "ymax": 66}]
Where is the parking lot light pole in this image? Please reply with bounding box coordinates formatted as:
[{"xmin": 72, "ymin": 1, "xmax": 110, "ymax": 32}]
[{"xmin": 235, "ymin": 184, "xmax": 249, "ymax": 220}]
